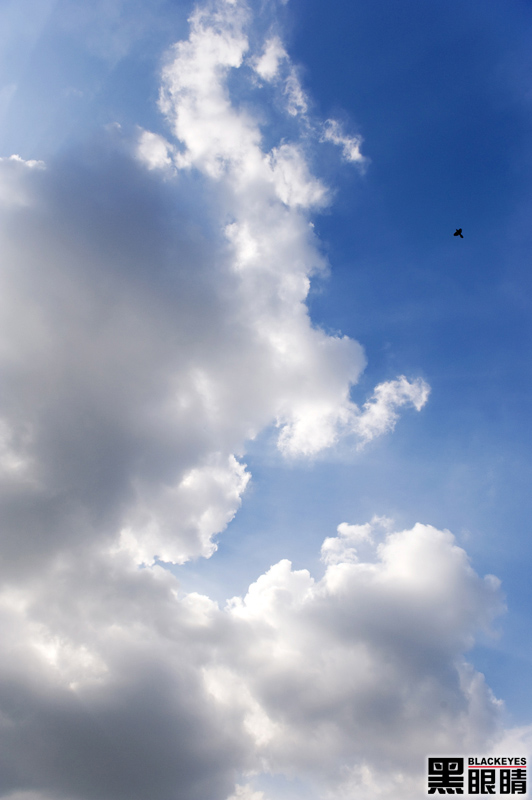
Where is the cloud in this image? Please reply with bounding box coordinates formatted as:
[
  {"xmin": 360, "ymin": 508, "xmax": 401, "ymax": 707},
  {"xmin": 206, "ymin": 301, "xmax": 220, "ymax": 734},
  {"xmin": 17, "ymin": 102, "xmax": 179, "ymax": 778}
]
[
  {"xmin": 154, "ymin": 2, "xmax": 426, "ymax": 462},
  {"xmin": 268, "ymin": 143, "xmax": 328, "ymax": 208},
  {"xmin": 283, "ymin": 67, "xmax": 308, "ymax": 117},
  {"xmin": 227, "ymin": 786, "xmax": 267, "ymax": 800},
  {"xmin": 253, "ymin": 36, "xmax": 287, "ymax": 81},
  {"xmin": 223, "ymin": 520, "xmax": 505, "ymax": 798},
  {"xmin": 0, "ymin": 154, "xmax": 45, "ymax": 207},
  {"xmin": 136, "ymin": 129, "xmax": 175, "ymax": 171},
  {"xmin": 250, "ymin": 35, "xmax": 307, "ymax": 116},
  {"xmin": 0, "ymin": 554, "xmax": 251, "ymax": 800},
  {"xmin": 0, "ymin": 519, "xmax": 507, "ymax": 800},
  {"xmin": 116, "ymin": 453, "xmax": 250, "ymax": 565},
  {"xmin": 354, "ymin": 376, "xmax": 431, "ymax": 447},
  {"xmin": 321, "ymin": 119, "xmax": 367, "ymax": 168},
  {"xmin": 321, "ymin": 517, "xmax": 385, "ymax": 565}
]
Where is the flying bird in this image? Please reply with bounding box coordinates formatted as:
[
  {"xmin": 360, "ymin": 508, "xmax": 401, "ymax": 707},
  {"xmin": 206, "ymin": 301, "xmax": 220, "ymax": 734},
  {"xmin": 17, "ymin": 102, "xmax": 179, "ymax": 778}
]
[{"xmin": 453, "ymin": 228, "xmax": 463, "ymax": 238}]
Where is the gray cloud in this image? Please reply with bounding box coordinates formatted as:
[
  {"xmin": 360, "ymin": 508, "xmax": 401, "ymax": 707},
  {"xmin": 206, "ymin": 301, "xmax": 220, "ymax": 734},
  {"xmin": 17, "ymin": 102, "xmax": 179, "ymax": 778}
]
[{"xmin": 0, "ymin": 519, "xmax": 507, "ymax": 800}]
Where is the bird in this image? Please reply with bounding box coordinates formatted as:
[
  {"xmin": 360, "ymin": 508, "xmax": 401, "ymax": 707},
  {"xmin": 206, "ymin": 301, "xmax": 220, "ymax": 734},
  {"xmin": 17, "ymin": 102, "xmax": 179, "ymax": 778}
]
[{"xmin": 453, "ymin": 228, "xmax": 463, "ymax": 238}]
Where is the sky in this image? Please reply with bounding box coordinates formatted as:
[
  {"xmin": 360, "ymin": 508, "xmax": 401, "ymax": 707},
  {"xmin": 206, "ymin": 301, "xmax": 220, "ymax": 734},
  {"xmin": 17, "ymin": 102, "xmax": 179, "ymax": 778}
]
[{"xmin": 0, "ymin": 1, "xmax": 531, "ymax": 799}]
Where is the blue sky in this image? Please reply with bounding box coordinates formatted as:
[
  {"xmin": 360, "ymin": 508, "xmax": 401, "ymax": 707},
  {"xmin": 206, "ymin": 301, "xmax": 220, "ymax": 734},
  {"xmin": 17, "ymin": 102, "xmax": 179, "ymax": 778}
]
[
  {"xmin": 0, "ymin": 1, "xmax": 532, "ymax": 799},
  {"xmin": 176, "ymin": 0, "xmax": 532, "ymax": 720},
  {"xmin": 293, "ymin": 0, "xmax": 532, "ymax": 724}
]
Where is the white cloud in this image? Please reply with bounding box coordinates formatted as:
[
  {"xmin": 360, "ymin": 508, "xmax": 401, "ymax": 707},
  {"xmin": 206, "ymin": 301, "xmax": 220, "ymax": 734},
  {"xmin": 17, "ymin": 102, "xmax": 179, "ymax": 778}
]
[
  {"xmin": 250, "ymin": 33, "xmax": 307, "ymax": 116},
  {"xmin": 224, "ymin": 521, "xmax": 504, "ymax": 797},
  {"xmin": 158, "ymin": 0, "xmax": 254, "ymax": 178},
  {"xmin": 0, "ymin": 154, "xmax": 45, "ymax": 207},
  {"xmin": 136, "ymin": 129, "xmax": 175, "ymax": 171},
  {"xmin": 490, "ymin": 724, "xmax": 532, "ymax": 758},
  {"xmin": 117, "ymin": 453, "xmax": 250, "ymax": 565},
  {"xmin": 321, "ymin": 518, "xmax": 382, "ymax": 565},
  {"xmin": 152, "ymin": 0, "xmax": 426, "ymax": 466},
  {"xmin": 354, "ymin": 375, "xmax": 431, "ymax": 447},
  {"xmin": 253, "ymin": 36, "xmax": 287, "ymax": 81},
  {"xmin": 268, "ymin": 143, "xmax": 328, "ymax": 208},
  {"xmin": 284, "ymin": 67, "xmax": 308, "ymax": 116},
  {"xmin": 0, "ymin": 520, "xmax": 507, "ymax": 800},
  {"xmin": 321, "ymin": 119, "xmax": 367, "ymax": 167}
]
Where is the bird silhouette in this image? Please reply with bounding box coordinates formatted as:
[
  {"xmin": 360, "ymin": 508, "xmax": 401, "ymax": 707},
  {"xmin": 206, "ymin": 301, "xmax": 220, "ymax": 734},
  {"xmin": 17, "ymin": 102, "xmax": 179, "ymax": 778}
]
[{"xmin": 453, "ymin": 228, "xmax": 463, "ymax": 238}]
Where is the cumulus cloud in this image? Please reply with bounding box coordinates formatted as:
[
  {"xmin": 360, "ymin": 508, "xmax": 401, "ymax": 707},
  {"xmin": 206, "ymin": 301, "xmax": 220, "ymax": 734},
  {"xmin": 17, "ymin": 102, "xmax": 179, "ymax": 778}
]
[
  {"xmin": 0, "ymin": 519, "xmax": 508, "ymax": 800},
  {"xmin": 223, "ymin": 520, "xmax": 506, "ymax": 798},
  {"xmin": 117, "ymin": 453, "xmax": 250, "ymax": 565},
  {"xmin": 321, "ymin": 517, "xmax": 385, "ymax": 565},
  {"xmin": 253, "ymin": 36, "xmax": 287, "ymax": 81},
  {"xmin": 0, "ymin": 0, "xmax": 512, "ymax": 799},
  {"xmin": 136, "ymin": 129, "xmax": 175, "ymax": 171}
]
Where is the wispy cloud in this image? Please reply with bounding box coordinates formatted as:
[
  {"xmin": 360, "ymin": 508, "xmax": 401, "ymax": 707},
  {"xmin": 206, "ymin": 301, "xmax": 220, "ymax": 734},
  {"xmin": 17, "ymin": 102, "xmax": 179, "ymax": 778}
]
[{"xmin": 321, "ymin": 118, "xmax": 367, "ymax": 168}]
